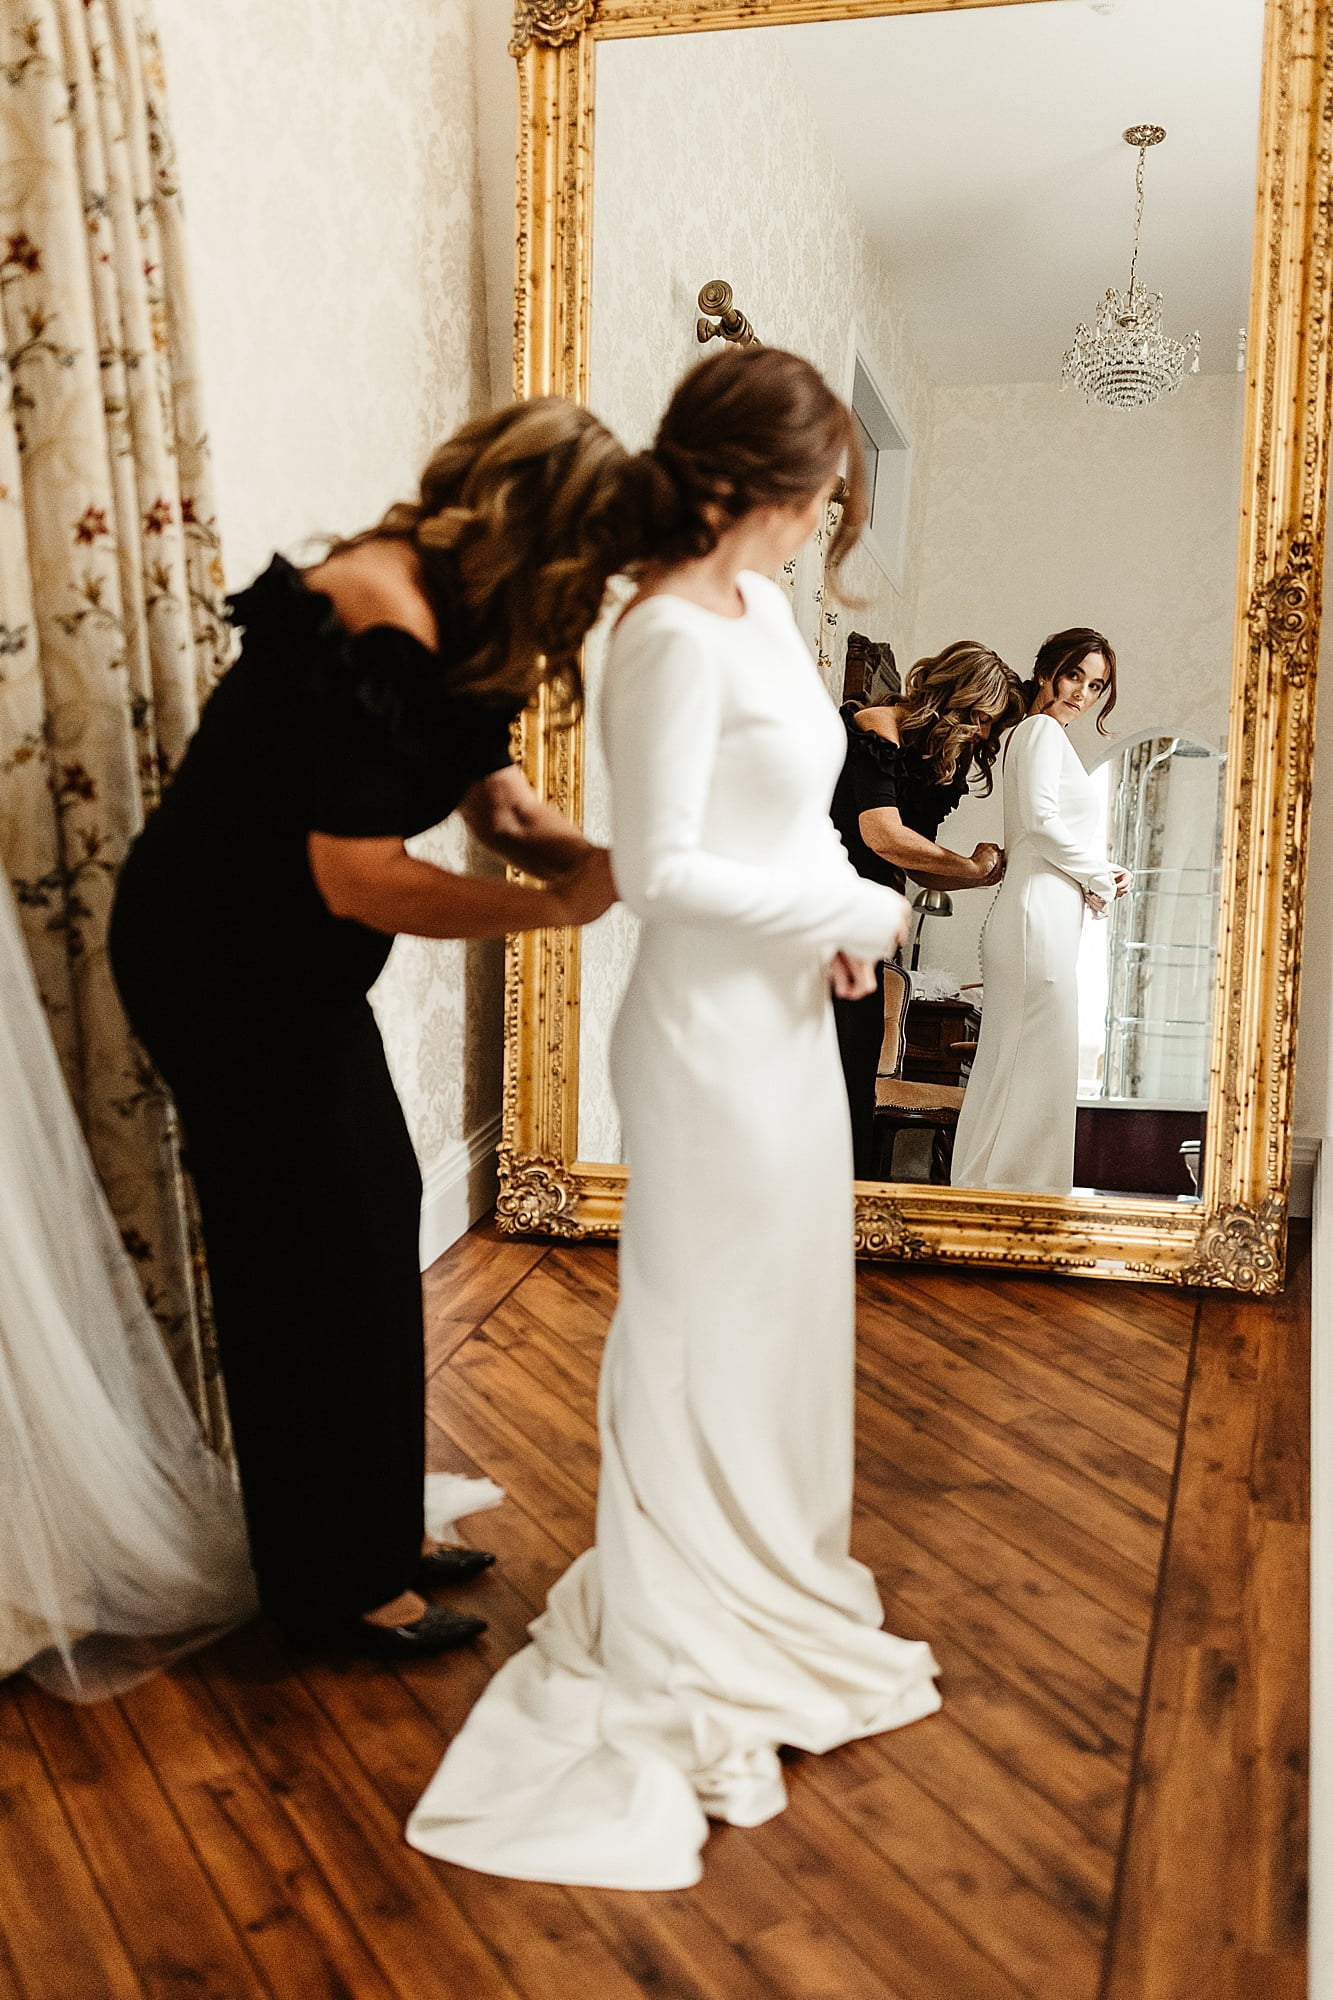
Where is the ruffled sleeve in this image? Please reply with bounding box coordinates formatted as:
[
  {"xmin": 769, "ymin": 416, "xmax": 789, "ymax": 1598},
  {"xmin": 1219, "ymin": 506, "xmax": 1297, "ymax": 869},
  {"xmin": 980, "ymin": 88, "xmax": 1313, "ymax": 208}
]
[
  {"xmin": 840, "ymin": 708, "xmax": 969, "ymax": 839},
  {"xmin": 305, "ymin": 628, "xmax": 447, "ymax": 836},
  {"xmin": 841, "ymin": 708, "xmax": 904, "ymax": 819},
  {"xmin": 228, "ymin": 555, "xmax": 516, "ymax": 841}
]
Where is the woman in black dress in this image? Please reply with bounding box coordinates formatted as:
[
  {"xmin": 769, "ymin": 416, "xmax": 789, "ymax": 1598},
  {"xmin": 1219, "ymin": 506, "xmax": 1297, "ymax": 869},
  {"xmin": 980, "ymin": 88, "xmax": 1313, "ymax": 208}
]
[
  {"xmin": 830, "ymin": 640, "xmax": 1024, "ymax": 1178},
  {"xmin": 110, "ymin": 400, "xmax": 628, "ymax": 1656}
]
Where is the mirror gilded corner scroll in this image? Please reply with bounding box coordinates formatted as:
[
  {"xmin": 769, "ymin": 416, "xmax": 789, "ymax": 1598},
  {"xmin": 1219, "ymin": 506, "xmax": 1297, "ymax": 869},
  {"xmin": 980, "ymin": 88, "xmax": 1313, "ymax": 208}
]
[
  {"xmin": 853, "ymin": 1194, "xmax": 929, "ymax": 1262},
  {"xmin": 499, "ymin": 0, "xmax": 1333, "ymax": 1294},
  {"xmin": 1173, "ymin": 1197, "xmax": 1287, "ymax": 1292},
  {"xmin": 509, "ymin": 1, "xmax": 600, "ymax": 56}
]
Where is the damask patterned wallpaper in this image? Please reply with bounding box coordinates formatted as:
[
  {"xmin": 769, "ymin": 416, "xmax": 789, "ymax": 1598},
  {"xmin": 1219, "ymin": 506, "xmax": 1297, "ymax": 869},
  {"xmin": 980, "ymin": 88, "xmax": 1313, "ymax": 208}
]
[
  {"xmin": 578, "ymin": 27, "xmax": 937, "ymax": 1162},
  {"xmin": 153, "ymin": 0, "xmax": 504, "ymax": 1208},
  {"xmin": 913, "ymin": 374, "xmax": 1243, "ymax": 754}
]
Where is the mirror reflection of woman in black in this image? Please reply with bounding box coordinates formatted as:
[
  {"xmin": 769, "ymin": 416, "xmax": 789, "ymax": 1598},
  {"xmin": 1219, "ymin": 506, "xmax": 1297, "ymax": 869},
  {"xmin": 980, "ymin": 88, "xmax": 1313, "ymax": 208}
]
[
  {"xmin": 829, "ymin": 641, "xmax": 1024, "ymax": 1178},
  {"xmin": 110, "ymin": 401, "xmax": 629, "ymax": 1659}
]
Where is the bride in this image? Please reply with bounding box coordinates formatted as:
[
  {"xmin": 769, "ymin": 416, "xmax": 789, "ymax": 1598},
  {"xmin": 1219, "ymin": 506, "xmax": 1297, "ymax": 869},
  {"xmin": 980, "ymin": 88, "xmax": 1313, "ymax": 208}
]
[
  {"xmin": 951, "ymin": 626, "xmax": 1130, "ymax": 1198},
  {"xmin": 0, "ymin": 868, "xmax": 256, "ymax": 1700},
  {"xmin": 408, "ymin": 348, "xmax": 941, "ymax": 1890}
]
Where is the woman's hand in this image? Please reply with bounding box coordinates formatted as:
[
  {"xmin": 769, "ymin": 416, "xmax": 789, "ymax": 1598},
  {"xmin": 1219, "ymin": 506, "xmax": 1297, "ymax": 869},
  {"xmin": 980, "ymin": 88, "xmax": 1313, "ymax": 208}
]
[
  {"xmin": 829, "ymin": 952, "xmax": 878, "ymax": 1001},
  {"xmin": 1084, "ymin": 889, "xmax": 1108, "ymax": 917},
  {"xmin": 460, "ymin": 767, "xmax": 595, "ymax": 878},
  {"xmin": 861, "ymin": 809, "xmax": 1004, "ymax": 893},
  {"xmin": 1111, "ymin": 868, "xmax": 1132, "ymax": 900},
  {"xmin": 546, "ymin": 847, "xmax": 618, "ymax": 927}
]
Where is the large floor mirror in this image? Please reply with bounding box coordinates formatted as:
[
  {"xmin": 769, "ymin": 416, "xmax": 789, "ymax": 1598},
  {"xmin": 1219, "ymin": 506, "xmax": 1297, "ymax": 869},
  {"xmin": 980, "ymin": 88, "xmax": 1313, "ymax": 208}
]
[{"xmin": 499, "ymin": 0, "xmax": 1331, "ymax": 1293}]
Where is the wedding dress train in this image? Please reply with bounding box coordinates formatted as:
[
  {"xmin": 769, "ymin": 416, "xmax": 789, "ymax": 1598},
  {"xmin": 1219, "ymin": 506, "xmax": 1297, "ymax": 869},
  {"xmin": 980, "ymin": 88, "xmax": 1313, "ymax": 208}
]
[
  {"xmin": 0, "ymin": 870, "xmax": 258, "ymax": 1700},
  {"xmin": 408, "ymin": 575, "xmax": 941, "ymax": 1888}
]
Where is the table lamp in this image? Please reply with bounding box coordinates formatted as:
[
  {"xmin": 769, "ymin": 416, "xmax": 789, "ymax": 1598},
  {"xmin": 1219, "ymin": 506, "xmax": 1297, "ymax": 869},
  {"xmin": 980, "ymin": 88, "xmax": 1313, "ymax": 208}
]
[{"xmin": 909, "ymin": 886, "xmax": 953, "ymax": 970}]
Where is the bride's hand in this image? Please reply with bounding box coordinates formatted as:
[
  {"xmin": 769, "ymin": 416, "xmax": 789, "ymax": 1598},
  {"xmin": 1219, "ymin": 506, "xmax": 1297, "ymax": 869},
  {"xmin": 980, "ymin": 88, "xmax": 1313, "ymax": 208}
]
[
  {"xmin": 829, "ymin": 952, "xmax": 878, "ymax": 1001},
  {"xmin": 1111, "ymin": 868, "xmax": 1133, "ymax": 899},
  {"xmin": 1084, "ymin": 889, "xmax": 1108, "ymax": 917}
]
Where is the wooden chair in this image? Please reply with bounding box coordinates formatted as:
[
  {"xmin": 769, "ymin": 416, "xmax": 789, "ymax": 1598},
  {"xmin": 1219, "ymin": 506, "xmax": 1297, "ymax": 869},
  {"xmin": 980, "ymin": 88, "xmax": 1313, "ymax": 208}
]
[
  {"xmin": 871, "ymin": 965, "xmax": 967, "ymax": 1183},
  {"xmin": 841, "ymin": 632, "xmax": 900, "ymax": 705}
]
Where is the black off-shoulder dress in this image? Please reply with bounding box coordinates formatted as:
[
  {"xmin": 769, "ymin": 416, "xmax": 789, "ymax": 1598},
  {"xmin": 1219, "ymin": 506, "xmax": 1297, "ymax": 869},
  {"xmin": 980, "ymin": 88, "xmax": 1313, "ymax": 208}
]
[
  {"xmin": 110, "ymin": 556, "xmax": 516, "ymax": 1638},
  {"xmin": 829, "ymin": 703, "xmax": 968, "ymax": 1179}
]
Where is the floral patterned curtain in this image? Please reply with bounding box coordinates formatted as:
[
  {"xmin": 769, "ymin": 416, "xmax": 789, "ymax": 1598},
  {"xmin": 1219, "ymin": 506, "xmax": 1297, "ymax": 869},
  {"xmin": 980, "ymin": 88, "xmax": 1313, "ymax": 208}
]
[{"xmin": 0, "ymin": 1, "xmax": 230, "ymax": 1442}]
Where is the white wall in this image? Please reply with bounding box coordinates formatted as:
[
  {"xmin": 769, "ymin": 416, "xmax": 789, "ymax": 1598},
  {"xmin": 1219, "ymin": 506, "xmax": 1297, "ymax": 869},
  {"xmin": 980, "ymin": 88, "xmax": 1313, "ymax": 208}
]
[
  {"xmin": 1309, "ymin": 566, "xmax": 1332, "ymax": 1959},
  {"xmin": 1294, "ymin": 556, "xmax": 1333, "ymax": 1225},
  {"xmin": 1313, "ymin": 1146, "xmax": 1332, "ymax": 2000},
  {"xmin": 470, "ymin": 0, "xmax": 520, "ymax": 411},
  {"xmin": 1296, "ymin": 573, "xmax": 1333, "ymax": 1148},
  {"xmin": 155, "ymin": 0, "xmax": 505, "ymax": 1259}
]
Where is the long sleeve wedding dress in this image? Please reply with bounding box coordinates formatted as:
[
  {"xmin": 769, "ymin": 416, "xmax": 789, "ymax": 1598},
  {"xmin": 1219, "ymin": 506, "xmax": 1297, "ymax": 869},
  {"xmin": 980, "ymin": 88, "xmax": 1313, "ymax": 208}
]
[
  {"xmin": 951, "ymin": 713, "xmax": 1117, "ymax": 1197},
  {"xmin": 407, "ymin": 573, "xmax": 941, "ymax": 1890}
]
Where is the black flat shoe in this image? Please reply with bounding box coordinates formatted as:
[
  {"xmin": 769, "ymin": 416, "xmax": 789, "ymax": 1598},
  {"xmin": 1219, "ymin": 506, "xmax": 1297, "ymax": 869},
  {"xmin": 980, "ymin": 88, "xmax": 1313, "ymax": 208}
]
[
  {"xmin": 355, "ymin": 1605, "xmax": 487, "ymax": 1658},
  {"xmin": 415, "ymin": 1545, "xmax": 496, "ymax": 1588}
]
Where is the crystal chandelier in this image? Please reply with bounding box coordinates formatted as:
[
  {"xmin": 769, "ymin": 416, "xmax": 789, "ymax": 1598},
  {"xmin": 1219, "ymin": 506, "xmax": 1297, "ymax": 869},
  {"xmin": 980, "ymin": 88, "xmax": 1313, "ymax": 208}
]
[{"xmin": 1062, "ymin": 125, "xmax": 1200, "ymax": 410}]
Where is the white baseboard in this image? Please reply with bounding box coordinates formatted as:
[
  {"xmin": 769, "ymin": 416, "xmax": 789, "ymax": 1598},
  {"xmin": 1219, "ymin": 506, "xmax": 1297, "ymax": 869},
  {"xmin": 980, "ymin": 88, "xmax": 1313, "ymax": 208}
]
[
  {"xmin": 418, "ymin": 1114, "xmax": 501, "ymax": 1271},
  {"xmin": 1294, "ymin": 1134, "xmax": 1321, "ymax": 1219},
  {"xmin": 1312, "ymin": 1141, "xmax": 1330, "ymax": 1999}
]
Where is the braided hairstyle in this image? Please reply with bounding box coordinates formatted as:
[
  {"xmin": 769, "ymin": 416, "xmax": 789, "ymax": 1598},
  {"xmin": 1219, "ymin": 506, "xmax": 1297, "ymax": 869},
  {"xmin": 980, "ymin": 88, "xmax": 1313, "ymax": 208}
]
[{"xmin": 618, "ymin": 346, "xmax": 869, "ymax": 588}]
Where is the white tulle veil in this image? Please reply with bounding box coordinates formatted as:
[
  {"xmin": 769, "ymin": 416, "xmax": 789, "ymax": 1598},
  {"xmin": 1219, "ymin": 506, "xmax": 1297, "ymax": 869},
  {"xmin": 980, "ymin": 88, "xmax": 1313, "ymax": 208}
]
[{"xmin": 0, "ymin": 872, "xmax": 258, "ymax": 1701}]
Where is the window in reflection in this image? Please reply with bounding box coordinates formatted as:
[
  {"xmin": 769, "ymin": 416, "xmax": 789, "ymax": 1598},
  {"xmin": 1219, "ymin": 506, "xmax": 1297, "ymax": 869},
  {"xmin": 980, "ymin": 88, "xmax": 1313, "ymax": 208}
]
[
  {"xmin": 1072, "ymin": 733, "xmax": 1224, "ymax": 1200},
  {"xmin": 1080, "ymin": 733, "xmax": 1225, "ymax": 1108},
  {"xmin": 851, "ymin": 354, "xmax": 911, "ymax": 585}
]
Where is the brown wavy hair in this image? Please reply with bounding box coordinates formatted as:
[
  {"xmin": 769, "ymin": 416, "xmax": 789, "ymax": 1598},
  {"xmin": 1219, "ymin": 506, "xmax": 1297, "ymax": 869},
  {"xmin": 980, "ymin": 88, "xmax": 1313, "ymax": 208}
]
[
  {"xmin": 621, "ymin": 346, "xmax": 868, "ymax": 588},
  {"xmin": 895, "ymin": 641, "xmax": 1024, "ymax": 790},
  {"xmin": 1024, "ymin": 626, "xmax": 1118, "ymax": 733},
  {"xmin": 338, "ymin": 398, "xmax": 634, "ymax": 719}
]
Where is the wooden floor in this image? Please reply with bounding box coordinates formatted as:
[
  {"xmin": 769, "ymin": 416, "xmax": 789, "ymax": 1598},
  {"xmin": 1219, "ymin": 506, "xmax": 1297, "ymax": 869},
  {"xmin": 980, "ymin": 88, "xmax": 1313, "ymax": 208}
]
[{"xmin": 0, "ymin": 1226, "xmax": 1308, "ymax": 2000}]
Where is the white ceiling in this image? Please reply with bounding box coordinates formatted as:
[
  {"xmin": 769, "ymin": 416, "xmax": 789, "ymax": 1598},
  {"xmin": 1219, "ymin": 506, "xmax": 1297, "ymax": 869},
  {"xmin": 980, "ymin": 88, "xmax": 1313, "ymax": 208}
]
[{"xmin": 769, "ymin": 0, "xmax": 1266, "ymax": 383}]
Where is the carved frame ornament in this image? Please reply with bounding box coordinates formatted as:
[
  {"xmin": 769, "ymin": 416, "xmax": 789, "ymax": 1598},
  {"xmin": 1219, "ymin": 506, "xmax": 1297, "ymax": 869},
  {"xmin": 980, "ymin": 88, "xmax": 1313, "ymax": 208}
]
[{"xmin": 499, "ymin": 0, "xmax": 1333, "ymax": 1293}]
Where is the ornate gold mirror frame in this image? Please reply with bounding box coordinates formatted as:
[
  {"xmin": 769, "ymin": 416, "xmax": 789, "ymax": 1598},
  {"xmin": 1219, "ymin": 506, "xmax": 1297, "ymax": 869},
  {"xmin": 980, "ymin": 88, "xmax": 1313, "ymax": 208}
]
[{"xmin": 497, "ymin": 0, "xmax": 1333, "ymax": 1294}]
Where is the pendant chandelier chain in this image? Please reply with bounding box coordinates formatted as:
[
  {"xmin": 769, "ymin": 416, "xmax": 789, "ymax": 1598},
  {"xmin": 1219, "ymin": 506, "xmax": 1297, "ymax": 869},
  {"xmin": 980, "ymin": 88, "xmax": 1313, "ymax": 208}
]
[{"xmin": 1128, "ymin": 142, "xmax": 1147, "ymax": 297}]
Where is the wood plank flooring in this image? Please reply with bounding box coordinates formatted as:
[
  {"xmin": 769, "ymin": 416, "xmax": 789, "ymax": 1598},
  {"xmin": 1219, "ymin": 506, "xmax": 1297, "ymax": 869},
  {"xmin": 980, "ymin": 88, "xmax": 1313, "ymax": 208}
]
[{"xmin": 0, "ymin": 1224, "xmax": 1308, "ymax": 1999}]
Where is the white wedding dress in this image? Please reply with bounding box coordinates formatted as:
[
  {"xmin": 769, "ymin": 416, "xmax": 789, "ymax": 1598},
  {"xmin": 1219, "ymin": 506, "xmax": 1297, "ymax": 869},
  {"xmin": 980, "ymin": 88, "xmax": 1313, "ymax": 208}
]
[
  {"xmin": 951, "ymin": 713, "xmax": 1117, "ymax": 1197},
  {"xmin": 408, "ymin": 573, "xmax": 941, "ymax": 1889},
  {"xmin": 0, "ymin": 869, "xmax": 257, "ymax": 1700}
]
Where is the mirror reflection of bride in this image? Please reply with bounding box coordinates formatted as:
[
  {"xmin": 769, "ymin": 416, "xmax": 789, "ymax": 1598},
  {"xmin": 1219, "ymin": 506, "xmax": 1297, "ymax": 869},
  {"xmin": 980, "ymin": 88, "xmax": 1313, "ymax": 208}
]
[{"xmin": 951, "ymin": 628, "xmax": 1130, "ymax": 1197}]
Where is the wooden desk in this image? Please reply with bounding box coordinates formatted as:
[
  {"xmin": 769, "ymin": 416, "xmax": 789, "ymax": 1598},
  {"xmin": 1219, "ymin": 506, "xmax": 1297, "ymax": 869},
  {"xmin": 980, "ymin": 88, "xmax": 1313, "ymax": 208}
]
[
  {"xmin": 903, "ymin": 998, "xmax": 982, "ymax": 1088},
  {"xmin": 1073, "ymin": 1103, "xmax": 1206, "ymax": 1199}
]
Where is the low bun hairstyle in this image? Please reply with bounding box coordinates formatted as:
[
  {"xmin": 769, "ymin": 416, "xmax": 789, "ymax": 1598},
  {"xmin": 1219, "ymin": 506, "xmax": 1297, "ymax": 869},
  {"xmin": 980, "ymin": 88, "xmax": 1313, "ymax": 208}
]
[
  {"xmin": 339, "ymin": 397, "xmax": 635, "ymax": 721},
  {"xmin": 620, "ymin": 346, "xmax": 868, "ymax": 584},
  {"xmin": 1023, "ymin": 626, "xmax": 1118, "ymax": 733}
]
